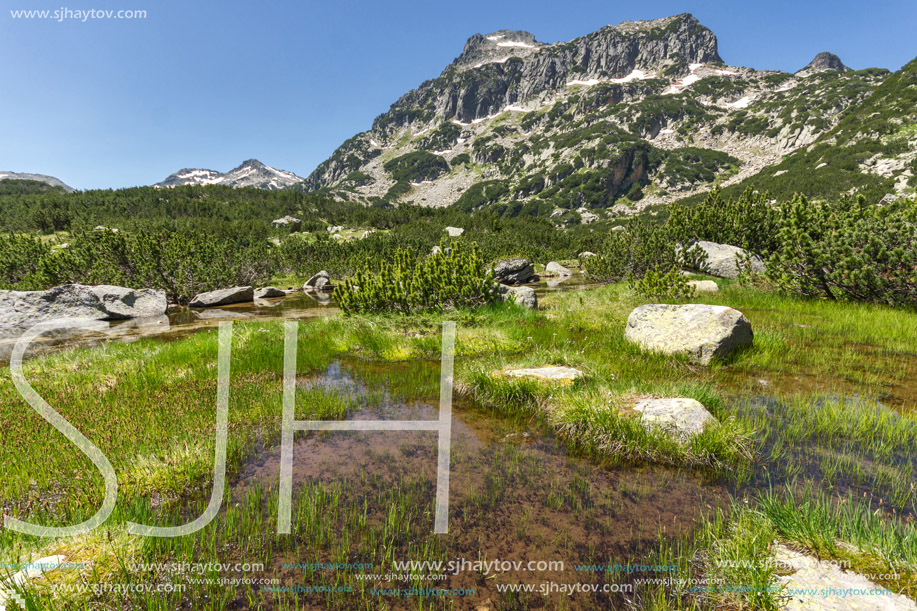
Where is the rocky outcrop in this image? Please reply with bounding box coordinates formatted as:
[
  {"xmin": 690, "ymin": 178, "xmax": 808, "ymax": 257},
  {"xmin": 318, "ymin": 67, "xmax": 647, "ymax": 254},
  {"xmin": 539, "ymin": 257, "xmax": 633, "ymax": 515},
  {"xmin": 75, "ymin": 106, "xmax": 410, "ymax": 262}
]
[
  {"xmin": 499, "ymin": 284, "xmax": 538, "ymax": 309},
  {"xmin": 304, "ymin": 270, "xmax": 333, "ymax": 291},
  {"xmin": 189, "ymin": 286, "xmax": 254, "ymax": 308},
  {"xmin": 444, "ymin": 226, "xmax": 465, "ymax": 237},
  {"xmin": 271, "ymin": 215, "xmax": 302, "ymax": 229},
  {"xmin": 687, "ymin": 241, "xmax": 766, "ymax": 279},
  {"xmin": 624, "ymin": 303, "xmax": 753, "ymax": 365},
  {"xmin": 633, "ymin": 398, "xmax": 717, "ymax": 440},
  {"xmin": 799, "ymin": 51, "xmax": 850, "ymax": 74},
  {"xmin": 492, "ymin": 259, "xmax": 535, "ymax": 285},
  {"xmin": 0, "ymin": 284, "xmax": 167, "ymax": 335}
]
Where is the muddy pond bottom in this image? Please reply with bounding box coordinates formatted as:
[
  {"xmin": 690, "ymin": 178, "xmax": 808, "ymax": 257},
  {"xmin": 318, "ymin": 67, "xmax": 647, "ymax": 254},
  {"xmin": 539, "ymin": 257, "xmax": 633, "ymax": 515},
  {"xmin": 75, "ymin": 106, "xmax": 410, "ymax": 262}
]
[{"xmin": 215, "ymin": 360, "xmax": 727, "ymax": 610}]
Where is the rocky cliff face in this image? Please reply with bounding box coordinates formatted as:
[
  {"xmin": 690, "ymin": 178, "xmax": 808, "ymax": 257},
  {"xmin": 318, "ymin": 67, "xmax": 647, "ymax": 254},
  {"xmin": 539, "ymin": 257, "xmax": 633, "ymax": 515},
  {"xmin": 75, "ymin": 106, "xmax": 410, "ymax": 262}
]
[{"xmin": 303, "ymin": 14, "xmax": 907, "ymax": 219}]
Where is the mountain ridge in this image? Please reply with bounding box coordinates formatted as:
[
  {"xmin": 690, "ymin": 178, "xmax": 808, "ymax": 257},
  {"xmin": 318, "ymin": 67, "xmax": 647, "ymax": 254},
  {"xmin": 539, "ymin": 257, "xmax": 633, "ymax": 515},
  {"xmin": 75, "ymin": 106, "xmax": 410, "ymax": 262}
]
[
  {"xmin": 300, "ymin": 13, "xmax": 913, "ymax": 219},
  {"xmin": 0, "ymin": 171, "xmax": 74, "ymax": 192},
  {"xmin": 155, "ymin": 159, "xmax": 304, "ymax": 190}
]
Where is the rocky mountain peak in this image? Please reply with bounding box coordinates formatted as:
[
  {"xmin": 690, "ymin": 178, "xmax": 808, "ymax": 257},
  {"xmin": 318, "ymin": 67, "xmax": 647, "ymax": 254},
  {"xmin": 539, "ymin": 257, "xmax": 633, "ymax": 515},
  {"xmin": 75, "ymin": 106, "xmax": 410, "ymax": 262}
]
[
  {"xmin": 800, "ymin": 51, "xmax": 850, "ymax": 73},
  {"xmin": 304, "ymin": 14, "xmax": 900, "ymax": 209},
  {"xmin": 454, "ymin": 30, "xmax": 544, "ymax": 68}
]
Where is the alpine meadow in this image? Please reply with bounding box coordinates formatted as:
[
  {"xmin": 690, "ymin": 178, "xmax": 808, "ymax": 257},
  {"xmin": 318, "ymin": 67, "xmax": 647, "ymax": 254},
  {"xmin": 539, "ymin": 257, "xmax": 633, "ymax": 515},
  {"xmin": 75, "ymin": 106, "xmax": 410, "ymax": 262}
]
[{"xmin": 1, "ymin": 7, "xmax": 916, "ymax": 611}]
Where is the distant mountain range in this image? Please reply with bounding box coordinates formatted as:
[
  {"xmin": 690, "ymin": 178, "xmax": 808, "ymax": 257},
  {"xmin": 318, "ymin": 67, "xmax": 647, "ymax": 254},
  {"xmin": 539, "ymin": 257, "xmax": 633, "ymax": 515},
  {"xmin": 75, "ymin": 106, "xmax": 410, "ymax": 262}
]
[
  {"xmin": 0, "ymin": 171, "xmax": 74, "ymax": 192},
  {"xmin": 154, "ymin": 159, "xmax": 304, "ymax": 190}
]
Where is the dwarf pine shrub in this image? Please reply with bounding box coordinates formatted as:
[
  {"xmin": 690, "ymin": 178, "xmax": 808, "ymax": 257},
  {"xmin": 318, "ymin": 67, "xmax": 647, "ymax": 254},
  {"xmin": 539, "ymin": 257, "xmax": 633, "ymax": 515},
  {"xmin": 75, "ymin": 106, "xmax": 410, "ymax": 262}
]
[
  {"xmin": 630, "ymin": 265, "xmax": 696, "ymax": 301},
  {"xmin": 335, "ymin": 241, "xmax": 500, "ymax": 314}
]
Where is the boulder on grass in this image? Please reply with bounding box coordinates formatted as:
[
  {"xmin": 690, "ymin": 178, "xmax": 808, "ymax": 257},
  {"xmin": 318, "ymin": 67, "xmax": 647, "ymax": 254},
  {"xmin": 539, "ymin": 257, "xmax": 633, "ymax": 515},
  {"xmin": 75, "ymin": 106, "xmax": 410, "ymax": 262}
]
[
  {"xmin": 499, "ymin": 285, "xmax": 537, "ymax": 309},
  {"xmin": 304, "ymin": 271, "xmax": 333, "ymax": 291},
  {"xmin": 578, "ymin": 251, "xmax": 596, "ymax": 258},
  {"xmin": 633, "ymin": 398, "xmax": 717, "ymax": 440},
  {"xmin": 687, "ymin": 241, "xmax": 765, "ymax": 279},
  {"xmin": 492, "ymin": 259, "xmax": 535, "ymax": 285},
  {"xmin": 254, "ymin": 286, "xmax": 286, "ymax": 299},
  {"xmin": 545, "ymin": 261, "xmax": 572, "ymax": 276},
  {"xmin": 687, "ymin": 280, "xmax": 719, "ymax": 292},
  {"xmin": 0, "ymin": 284, "xmax": 167, "ymax": 335},
  {"xmin": 444, "ymin": 226, "xmax": 464, "ymax": 237},
  {"xmin": 189, "ymin": 286, "xmax": 253, "ymax": 308},
  {"xmin": 624, "ymin": 304, "xmax": 753, "ymax": 365}
]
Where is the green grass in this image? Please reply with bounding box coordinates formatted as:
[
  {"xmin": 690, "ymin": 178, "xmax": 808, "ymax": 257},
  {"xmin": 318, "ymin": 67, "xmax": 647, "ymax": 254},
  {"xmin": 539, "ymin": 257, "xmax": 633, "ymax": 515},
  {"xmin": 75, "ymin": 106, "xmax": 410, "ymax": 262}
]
[{"xmin": 2, "ymin": 280, "xmax": 916, "ymax": 609}]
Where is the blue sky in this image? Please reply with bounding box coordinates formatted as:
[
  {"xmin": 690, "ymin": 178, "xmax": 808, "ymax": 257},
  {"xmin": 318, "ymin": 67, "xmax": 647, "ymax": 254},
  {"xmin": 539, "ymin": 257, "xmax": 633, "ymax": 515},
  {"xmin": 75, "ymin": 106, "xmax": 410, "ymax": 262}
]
[{"xmin": 1, "ymin": 0, "xmax": 915, "ymax": 190}]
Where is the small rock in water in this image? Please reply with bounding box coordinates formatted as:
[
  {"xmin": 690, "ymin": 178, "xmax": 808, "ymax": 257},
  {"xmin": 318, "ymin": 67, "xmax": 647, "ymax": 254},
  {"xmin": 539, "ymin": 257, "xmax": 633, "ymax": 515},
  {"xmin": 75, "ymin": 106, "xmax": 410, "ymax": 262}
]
[
  {"xmin": 304, "ymin": 270, "xmax": 333, "ymax": 291},
  {"xmin": 504, "ymin": 366, "xmax": 583, "ymax": 383},
  {"xmin": 254, "ymin": 286, "xmax": 286, "ymax": 299},
  {"xmin": 545, "ymin": 261, "xmax": 573, "ymax": 276},
  {"xmin": 633, "ymin": 398, "xmax": 717, "ymax": 440},
  {"xmin": 189, "ymin": 286, "xmax": 254, "ymax": 308}
]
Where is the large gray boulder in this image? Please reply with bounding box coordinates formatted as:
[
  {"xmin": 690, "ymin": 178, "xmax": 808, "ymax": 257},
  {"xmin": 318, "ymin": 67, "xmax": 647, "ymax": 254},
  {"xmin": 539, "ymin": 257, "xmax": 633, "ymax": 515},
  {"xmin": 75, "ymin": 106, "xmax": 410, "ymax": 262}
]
[
  {"xmin": 499, "ymin": 284, "xmax": 537, "ymax": 309},
  {"xmin": 624, "ymin": 304, "xmax": 753, "ymax": 365},
  {"xmin": 304, "ymin": 270, "xmax": 333, "ymax": 291},
  {"xmin": 687, "ymin": 241, "xmax": 765, "ymax": 279},
  {"xmin": 633, "ymin": 398, "xmax": 717, "ymax": 440},
  {"xmin": 189, "ymin": 286, "xmax": 253, "ymax": 308},
  {"xmin": 0, "ymin": 284, "xmax": 167, "ymax": 335},
  {"xmin": 444, "ymin": 226, "xmax": 464, "ymax": 237},
  {"xmin": 492, "ymin": 259, "xmax": 535, "ymax": 285}
]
